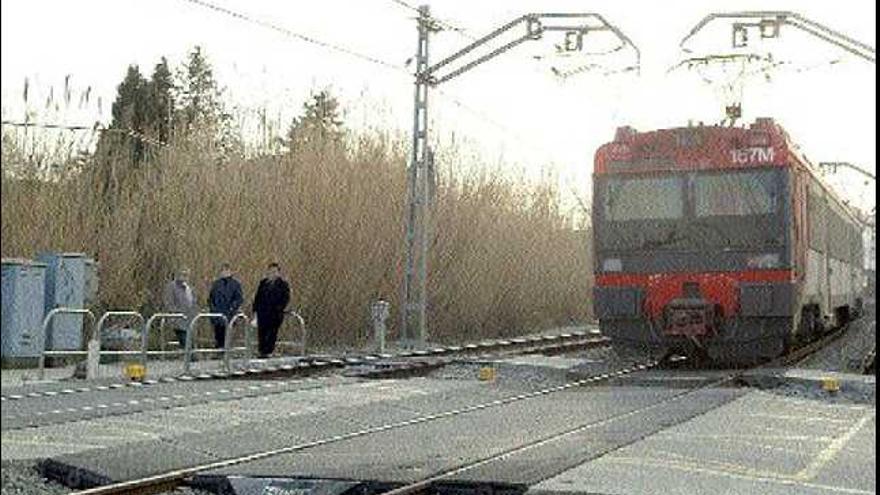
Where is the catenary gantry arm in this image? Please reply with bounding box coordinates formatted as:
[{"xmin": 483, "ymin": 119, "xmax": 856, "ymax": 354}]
[
  {"xmin": 680, "ymin": 11, "xmax": 875, "ymax": 63},
  {"xmin": 427, "ymin": 13, "xmax": 640, "ymax": 85}
]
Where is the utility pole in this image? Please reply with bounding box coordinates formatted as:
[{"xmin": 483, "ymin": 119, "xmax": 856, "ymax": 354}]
[
  {"xmin": 398, "ymin": 8, "xmax": 639, "ymax": 347},
  {"xmin": 400, "ymin": 5, "xmax": 433, "ymax": 345}
]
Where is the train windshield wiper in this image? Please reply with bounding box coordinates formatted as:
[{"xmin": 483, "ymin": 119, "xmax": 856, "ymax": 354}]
[
  {"xmin": 638, "ymin": 229, "xmax": 687, "ymax": 250},
  {"xmin": 687, "ymin": 221, "xmax": 734, "ymax": 249}
]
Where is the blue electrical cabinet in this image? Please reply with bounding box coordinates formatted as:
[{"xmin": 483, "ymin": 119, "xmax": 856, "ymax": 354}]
[
  {"xmin": 1, "ymin": 258, "xmax": 47, "ymax": 359},
  {"xmin": 36, "ymin": 252, "xmax": 97, "ymax": 351}
]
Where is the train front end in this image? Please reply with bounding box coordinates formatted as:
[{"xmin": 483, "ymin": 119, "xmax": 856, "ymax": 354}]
[{"xmin": 592, "ymin": 119, "xmax": 796, "ymax": 364}]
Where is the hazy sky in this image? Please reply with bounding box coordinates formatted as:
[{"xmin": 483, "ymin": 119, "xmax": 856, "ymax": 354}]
[{"xmin": 1, "ymin": 0, "xmax": 876, "ymax": 212}]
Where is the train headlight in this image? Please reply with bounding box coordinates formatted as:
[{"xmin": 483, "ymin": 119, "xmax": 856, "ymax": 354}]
[
  {"xmin": 746, "ymin": 253, "xmax": 780, "ymax": 269},
  {"xmin": 603, "ymin": 258, "xmax": 623, "ymax": 272}
]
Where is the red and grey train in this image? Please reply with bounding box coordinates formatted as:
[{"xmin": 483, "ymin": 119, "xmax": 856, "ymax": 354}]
[{"xmin": 592, "ymin": 118, "xmax": 866, "ymax": 364}]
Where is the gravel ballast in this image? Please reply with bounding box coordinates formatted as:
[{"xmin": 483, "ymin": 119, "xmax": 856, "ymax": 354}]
[
  {"xmin": 799, "ymin": 304, "xmax": 876, "ymax": 374},
  {"xmin": 1, "ymin": 461, "xmax": 67, "ymax": 495}
]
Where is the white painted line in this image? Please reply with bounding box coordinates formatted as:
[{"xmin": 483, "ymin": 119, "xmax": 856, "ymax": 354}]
[
  {"xmin": 9, "ymin": 395, "xmax": 24, "ymax": 400},
  {"xmin": 797, "ymin": 411, "xmax": 876, "ymax": 481}
]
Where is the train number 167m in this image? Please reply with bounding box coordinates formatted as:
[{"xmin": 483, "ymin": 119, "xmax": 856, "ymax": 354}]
[{"xmin": 730, "ymin": 147, "xmax": 775, "ymax": 164}]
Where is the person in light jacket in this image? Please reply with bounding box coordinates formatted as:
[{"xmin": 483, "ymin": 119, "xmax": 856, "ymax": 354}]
[
  {"xmin": 163, "ymin": 268, "xmax": 198, "ymax": 348},
  {"xmin": 207, "ymin": 262, "xmax": 244, "ymax": 349},
  {"xmin": 251, "ymin": 262, "xmax": 290, "ymax": 358}
]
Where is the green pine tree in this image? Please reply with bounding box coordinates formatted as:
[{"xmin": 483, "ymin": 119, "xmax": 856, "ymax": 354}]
[
  {"xmin": 285, "ymin": 90, "xmax": 345, "ymax": 154},
  {"xmin": 177, "ymin": 46, "xmax": 223, "ymax": 133},
  {"xmin": 175, "ymin": 46, "xmax": 240, "ymax": 158},
  {"xmin": 145, "ymin": 57, "xmax": 176, "ymax": 146}
]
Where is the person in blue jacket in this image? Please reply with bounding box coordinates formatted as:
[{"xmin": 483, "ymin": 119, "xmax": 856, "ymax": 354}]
[
  {"xmin": 208, "ymin": 263, "xmax": 244, "ymax": 349},
  {"xmin": 251, "ymin": 262, "xmax": 291, "ymax": 358}
]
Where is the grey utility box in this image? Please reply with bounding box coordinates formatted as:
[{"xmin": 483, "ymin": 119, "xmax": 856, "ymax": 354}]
[
  {"xmin": 1, "ymin": 258, "xmax": 47, "ymax": 359},
  {"xmin": 36, "ymin": 252, "xmax": 98, "ymax": 350}
]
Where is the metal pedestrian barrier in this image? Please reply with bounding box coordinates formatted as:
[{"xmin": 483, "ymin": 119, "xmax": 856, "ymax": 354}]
[
  {"xmin": 38, "ymin": 308, "xmax": 97, "ymax": 379},
  {"xmin": 183, "ymin": 312, "xmax": 228, "ymax": 373},
  {"xmin": 95, "ymin": 310, "xmax": 146, "ymax": 355},
  {"xmin": 225, "ymin": 312, "xmax": 252, "ymax": 371},
  {"xmin": 142, "ymin": 312, "xmax": 186, "ymax": 365},
  {"xmin": 37, "ymin": 308, "xmax": 305, "ymax": 379},
  {"xmin": 277, "ymin": 310, "xmax": 307, "ymax": 356}
]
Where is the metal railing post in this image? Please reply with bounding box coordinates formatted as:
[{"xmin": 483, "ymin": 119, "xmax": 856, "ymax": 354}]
[
  {"xmin": 225, "ymin": 312, "xmax": 250, "ymax": 371},
  {"xmin": 288, "ymin": 310, "xmax": 307, "ymax": 355},
  {"xmin": 142, "ymin": 313, "xmax": 185, "ymax": 366},
  {"xmin": 38, "ymin": 308, "xmax": 96, "ymax": 380},
  {"xmin": 371, "ymin": 300, "xmax": 390, "ymax": 353},
  {"xmin": 184, "ymin": 312, "xmax": 228, "ymax": 373}
]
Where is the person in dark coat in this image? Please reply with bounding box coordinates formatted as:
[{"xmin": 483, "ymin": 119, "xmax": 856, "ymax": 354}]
[
  {"xmin": 251, "ymin": 262, "xmax": 291, "ymax": 358},
  {"xmin": 208, "ymin": 263, "xmax": 244, "ymax": 349}
]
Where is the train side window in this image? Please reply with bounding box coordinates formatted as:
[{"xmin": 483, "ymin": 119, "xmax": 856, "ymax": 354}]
[{"xmin": 807, "ymin": 190, "xmax": 826, "ymax": 252}]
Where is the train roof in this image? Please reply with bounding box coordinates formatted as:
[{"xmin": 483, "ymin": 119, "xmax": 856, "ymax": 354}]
[{"xmin": 594, "ymin": 118, "xmax": 869, "ymax": 227}]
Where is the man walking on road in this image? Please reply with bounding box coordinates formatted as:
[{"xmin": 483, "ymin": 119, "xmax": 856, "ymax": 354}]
[
  {"xmin": 208, "ymin": 263, "xmax": 244, "ymax": 350},
  {"xmin": 163, "ymin": 268, "xmax": 198, "ymax": 349},
  {"xmin": 251, "ymin": 262, "xmax": 291, "ymax": 358}
]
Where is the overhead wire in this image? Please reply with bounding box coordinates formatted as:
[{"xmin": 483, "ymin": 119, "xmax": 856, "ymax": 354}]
[
  {"xmin": 1, "ymin": 120, "xmax": 169, "ymax": 148},
  {"xmin": 384, "ymin": 0, "xmax": 595, "ymax": 211},
  {"xmin": 181, "ymin": 0, "xmax": 409, "ymax": 74}
]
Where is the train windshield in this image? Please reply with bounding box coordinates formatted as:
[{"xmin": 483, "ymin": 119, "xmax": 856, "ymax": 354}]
[
  {"xmin": 596, "ymin": 168, "xmax": 785, "ymax": 252},
  {"xmin": 604, "ymin": 176, "xmax": 684, "ymax": 221},
  {"xmin": 695, "ymin": 171, "xmax": 777, "ymax": 217}
]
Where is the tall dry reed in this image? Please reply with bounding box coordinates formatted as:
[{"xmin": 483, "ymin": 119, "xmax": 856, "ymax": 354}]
[{"xmin": 1, "ymin": 125, "xmax": 593, "ymax": 349}]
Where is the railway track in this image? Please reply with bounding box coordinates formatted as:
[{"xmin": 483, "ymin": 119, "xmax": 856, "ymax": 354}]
[
  {"xmin": 1, "ymin": 329, "xmax": 605, "ymax": 401},
  {"xmin": 60, "ymin": 318, "xmax": 856, "ymax": 495},
  {"xmin": 377, "ymin": 320, "xmax": 861, "ymax": 495},
  {"xmin": 1, "ymin": 331, "xmax": 610, "ymax": 431}
]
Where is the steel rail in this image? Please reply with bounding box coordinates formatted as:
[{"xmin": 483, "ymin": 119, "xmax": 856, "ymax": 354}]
[
  {"xmin": 4, "ymin": 330, "xmax": 606, "ymax": 402},
  {"xmin": 377, "ymin": 318, "xmax": 860, "ymax": 495},
  {"xmin": 67, "ymin": 345, "xmax": 646, "ymax": 495},
  {"xmin": 65, "ymin": 319, "xmax": 854, "ymax": 494},
  {"xmin": 1, "ymin": 337, "xmax": 613, "ymax": 433}
]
